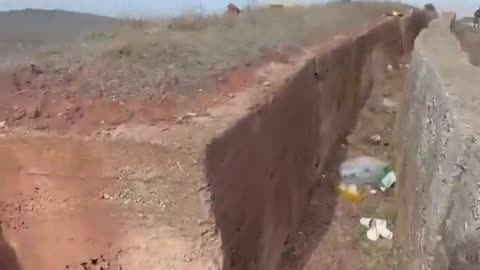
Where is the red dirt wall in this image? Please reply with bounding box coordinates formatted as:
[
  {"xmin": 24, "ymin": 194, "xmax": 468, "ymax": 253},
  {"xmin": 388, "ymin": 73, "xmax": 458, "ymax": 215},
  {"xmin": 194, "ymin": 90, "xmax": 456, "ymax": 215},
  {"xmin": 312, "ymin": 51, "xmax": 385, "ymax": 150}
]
[{"xmin": 204, "ymin": 11, "xmax": 429, "ymax": 270}]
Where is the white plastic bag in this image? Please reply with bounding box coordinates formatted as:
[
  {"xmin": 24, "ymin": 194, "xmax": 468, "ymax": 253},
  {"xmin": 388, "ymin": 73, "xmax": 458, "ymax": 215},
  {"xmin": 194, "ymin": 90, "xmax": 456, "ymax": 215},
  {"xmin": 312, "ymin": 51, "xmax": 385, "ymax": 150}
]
[{"xmin": 339, "ymin": 156, "xmax": 391, "ymax": 187}]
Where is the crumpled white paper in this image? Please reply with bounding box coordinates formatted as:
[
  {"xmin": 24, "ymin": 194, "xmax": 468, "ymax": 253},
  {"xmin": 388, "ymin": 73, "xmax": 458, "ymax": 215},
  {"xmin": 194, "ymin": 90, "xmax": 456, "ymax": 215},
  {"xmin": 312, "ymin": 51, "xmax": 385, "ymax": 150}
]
[{"xmin": 359, "ymin": 217, "xmax": 393, "ymax": 241}]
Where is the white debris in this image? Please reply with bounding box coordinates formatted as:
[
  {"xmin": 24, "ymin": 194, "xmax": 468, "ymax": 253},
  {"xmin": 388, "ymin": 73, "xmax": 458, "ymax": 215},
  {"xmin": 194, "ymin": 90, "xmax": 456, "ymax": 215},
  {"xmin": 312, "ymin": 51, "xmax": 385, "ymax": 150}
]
[
  {"xmin": 369, "ymin": 134, "xmax": 382, "ymax": 144},
  {"xmin": 360, "ymin": 218, "xmax": 393, "ymax": 241},
  {"xmin": 383, "ymin": 98, "xmax": 398, "ymax": 109},
  {"xmin": 185, "ymin": 112, "xmax": 198, "ymax": 117}
]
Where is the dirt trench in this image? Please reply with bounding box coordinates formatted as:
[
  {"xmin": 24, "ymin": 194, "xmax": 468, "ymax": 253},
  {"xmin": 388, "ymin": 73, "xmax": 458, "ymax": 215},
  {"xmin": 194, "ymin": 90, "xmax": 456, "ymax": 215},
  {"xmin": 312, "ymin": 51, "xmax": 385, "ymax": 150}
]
[
  {"xmin": 0, "ymin": 11, "xmax": 430, "ymax": 270},
  {"xmin": 203, "ymin": 12, "xmax": 429, "ymax": 270}
]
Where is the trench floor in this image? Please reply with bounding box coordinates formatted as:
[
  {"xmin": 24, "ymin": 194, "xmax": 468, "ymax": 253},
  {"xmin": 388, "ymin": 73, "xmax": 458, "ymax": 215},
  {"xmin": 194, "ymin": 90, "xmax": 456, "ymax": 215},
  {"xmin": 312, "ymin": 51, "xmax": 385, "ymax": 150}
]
[{"xmin": 279, "ymin": 66, "xmax": 407, "ymax": 270}]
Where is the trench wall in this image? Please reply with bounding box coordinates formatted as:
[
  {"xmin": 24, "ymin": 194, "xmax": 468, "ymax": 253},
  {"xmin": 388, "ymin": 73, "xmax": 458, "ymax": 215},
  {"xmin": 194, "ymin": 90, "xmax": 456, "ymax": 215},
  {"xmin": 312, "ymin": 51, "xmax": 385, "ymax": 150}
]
[
  {"xmin": 204, "ymin": 11, "xmax": 429, "ymax": 270},
  {"xmin": 394, "ymin": 13, "xmax": 480, "ymax": 270}
]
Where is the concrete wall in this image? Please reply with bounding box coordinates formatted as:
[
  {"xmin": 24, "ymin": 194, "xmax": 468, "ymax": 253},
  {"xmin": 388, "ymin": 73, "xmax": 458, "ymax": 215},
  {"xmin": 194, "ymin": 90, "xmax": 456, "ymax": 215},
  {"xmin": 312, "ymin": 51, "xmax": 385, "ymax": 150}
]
[
  {"xmin": 204, "ymin": 12, "xmax": 428, "ymax": 270},
  {"xmin": 394, "ymin": 13, "xmax": 480, "ymax": 270}
]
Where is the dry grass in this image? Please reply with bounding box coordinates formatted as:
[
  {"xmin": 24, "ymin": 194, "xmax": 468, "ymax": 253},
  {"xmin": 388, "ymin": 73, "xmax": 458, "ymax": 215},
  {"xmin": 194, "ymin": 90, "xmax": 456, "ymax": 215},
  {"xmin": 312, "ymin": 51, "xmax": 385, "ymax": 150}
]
[
  {"xmin": 18, "ymin": 2, "xmax": 411, "ymax": 98},
  {"xmin": 453, "ymin": 20, "xmax": 480, "ymax": 66}
]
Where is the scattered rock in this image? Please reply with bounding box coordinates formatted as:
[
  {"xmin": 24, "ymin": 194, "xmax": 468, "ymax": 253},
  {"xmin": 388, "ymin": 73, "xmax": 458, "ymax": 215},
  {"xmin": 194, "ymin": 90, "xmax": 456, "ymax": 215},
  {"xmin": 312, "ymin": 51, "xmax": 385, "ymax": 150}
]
[
  {"xmin": 226, "ymin": 93, "xmax": 235, "ymax": 99},
  {"xmin": 176, "ymin": 116, "xmax": 185, "ymax": 124},
  {"xmin": 383, "ymin": 98, "xmax": 398, "ymax": 109},
  {"xmin": 197, "ymin": 111, "xmax": 212, "ymax": 117},
  {"xmin": 32, "ymin": 122, "xmax": 49, "ymax": 130},
  {"xmin": 13, "ymin": 110, "xmax": 26, "ymax": 120},
  {"xmin": 262, "ymin": 81, "xmax": 271, "ymax": 87},
  {"xmin": 198, "ymin": 88, "xmax": 203, "ymax": 92},
  {"xmin": 0, "ymin": 121, "xmax": 5, "ymax": 128},
  {"xmin": 30, "ymin": 63, "xmax": 43, "ymax": 75},
  {"xmin": 67, "ymin": 104, "xmax": 81, "ymax": 112},
  {"xmin": 101, "ymin": 193, "xmax": 111, "ymax": 200},
  {"xmin": 387, "ymin": 64, "xmax": 393, "ymax": 72},
  {"xmin": 27, "ymin": 107, "xmax": 41, "ymax": 119},
  {"xmin": 186, "ymin": 112, "xmax": 198, "ymax": 118},
  {"xmin": 369, "ymin": 134, "xmax": 382, "ymax": 144}
]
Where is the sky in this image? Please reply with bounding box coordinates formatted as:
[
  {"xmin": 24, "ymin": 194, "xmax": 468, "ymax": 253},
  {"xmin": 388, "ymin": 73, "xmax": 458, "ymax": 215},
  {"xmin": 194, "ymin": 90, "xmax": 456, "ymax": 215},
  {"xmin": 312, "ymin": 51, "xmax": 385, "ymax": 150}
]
[{"xmin": 0, "ymin": 0, "xmax": 476, "ymax": 18}]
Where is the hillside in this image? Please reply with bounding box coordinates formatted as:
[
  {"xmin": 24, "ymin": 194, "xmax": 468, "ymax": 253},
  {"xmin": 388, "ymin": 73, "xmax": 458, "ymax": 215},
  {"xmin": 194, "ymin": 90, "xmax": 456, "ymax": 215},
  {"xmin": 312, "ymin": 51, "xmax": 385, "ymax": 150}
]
[
  {"xmin": 0, "ymin": 9, "xmax": 117, "ymax": 43},
  {"xmin": 0, "ymin": 9, "xmax": 118, "ymax": 67}
]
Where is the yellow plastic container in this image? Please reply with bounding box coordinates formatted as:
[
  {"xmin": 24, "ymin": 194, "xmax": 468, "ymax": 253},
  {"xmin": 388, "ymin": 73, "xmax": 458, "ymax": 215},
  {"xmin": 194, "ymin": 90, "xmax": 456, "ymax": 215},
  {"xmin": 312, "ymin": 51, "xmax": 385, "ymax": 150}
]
[{"xmin": 337, "ymin": 183, "xmax": 364, "ymax": 202}]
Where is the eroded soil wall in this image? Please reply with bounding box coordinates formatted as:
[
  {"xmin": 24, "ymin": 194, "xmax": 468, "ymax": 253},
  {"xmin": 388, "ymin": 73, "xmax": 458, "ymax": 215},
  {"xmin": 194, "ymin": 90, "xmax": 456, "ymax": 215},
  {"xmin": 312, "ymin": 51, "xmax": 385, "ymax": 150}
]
[{"xmin": 205, "ymin": 12, "xmax": 429, "ymax": 270}]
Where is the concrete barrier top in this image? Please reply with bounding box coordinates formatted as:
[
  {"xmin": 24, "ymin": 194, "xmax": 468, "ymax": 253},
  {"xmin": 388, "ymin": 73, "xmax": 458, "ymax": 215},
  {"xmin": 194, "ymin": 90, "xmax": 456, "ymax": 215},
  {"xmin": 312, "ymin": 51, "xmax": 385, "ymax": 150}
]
[{"xmin": 415, "ymin": 12, "xmax": 480, "ymax": 134}]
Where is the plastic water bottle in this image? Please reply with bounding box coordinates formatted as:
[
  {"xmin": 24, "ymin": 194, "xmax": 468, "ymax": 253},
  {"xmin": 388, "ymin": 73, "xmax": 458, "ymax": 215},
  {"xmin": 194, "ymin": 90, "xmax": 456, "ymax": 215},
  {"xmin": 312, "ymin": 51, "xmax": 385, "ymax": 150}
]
[{"xmin": 339, "ymin": 156, "xmax": 392, "ymax": 188}]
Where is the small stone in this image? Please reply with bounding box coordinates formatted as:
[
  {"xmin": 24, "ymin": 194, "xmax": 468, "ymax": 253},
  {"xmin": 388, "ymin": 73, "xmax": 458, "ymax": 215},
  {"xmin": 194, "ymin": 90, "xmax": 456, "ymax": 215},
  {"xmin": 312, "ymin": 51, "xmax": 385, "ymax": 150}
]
[
  {"xmin": 0, "ymin": 121, "xmax": 5, "ymax": 128},
  {"xmin": 387, "ymin": 64, "xmax": 393, "ymax": 71},
  {"xmin": 69, "ymin": 105, "xmax": 81, "ymax": 112},
  {"xmin": 32, "ymin": 122, "xmax": 49, "ymax": 130},
  {"xmin": 13, "ymin": 110, "xmax": 26, "ymax": 120},
  {"xmin": 383, "ymin": 98, "xmax": 398, "ymax": 109},
  {"xmin": 101, "ymin": 193, "xmax": 111, "ymax": 200},
  {"xmin": 198, "ymin": 88, "xmax": 203, "ymax": 92},
  {"xmin": 197, "ymin": 111, "xmax": 212, "ymax": 117},
  {"xmin": 227, "ymin": 93, "xmax": 235, "ymax": 99},
  {"xmin": 185, "ymin": 112, "xmax": 198, "ymax": 118},
  {"xmin": 369, "ymin": 134, "xmax": 382, "ymax": 144},
  {"xmin": 28, "ymin": 107, "xmax": 41, "ymax": 119},
  {"xmin": 176, "ymin": 116, "xmax": 185, "ymax": 124},
  {"xmin": 262, "ymin": 81, "xmax": 271, "ymax": 87}
]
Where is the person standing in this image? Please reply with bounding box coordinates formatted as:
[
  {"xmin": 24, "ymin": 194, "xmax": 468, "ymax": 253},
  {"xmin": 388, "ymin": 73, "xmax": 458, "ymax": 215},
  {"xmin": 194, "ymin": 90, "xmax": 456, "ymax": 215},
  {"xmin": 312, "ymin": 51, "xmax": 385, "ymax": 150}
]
[{"xmin": 473, "ymin": 7, "xmax": 480, "ymax": 28}]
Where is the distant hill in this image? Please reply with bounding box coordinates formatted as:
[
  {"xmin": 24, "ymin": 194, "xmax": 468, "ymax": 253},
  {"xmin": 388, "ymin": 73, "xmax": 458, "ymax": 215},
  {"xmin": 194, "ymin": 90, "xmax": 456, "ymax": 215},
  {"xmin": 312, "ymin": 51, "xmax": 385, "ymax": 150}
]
[{"xmin": 0, "ymin": 9, "xmax": 118, "ymax": 44}]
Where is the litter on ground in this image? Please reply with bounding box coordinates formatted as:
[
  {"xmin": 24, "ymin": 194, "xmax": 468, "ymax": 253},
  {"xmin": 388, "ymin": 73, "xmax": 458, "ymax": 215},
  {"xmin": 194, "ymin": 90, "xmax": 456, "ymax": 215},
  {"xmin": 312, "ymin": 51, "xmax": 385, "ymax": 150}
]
[{"xmin": 359, "ymin": 218, "xmax": 393, "ymax": 241}]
